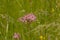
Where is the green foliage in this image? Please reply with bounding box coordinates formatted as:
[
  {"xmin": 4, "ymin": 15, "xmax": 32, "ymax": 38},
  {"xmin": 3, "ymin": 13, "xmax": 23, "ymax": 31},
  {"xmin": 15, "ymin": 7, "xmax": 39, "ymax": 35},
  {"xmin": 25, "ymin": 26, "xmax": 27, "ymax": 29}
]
[{"xmin": 0, "ymin": 0, "xmax": 60, "ymax": 40}]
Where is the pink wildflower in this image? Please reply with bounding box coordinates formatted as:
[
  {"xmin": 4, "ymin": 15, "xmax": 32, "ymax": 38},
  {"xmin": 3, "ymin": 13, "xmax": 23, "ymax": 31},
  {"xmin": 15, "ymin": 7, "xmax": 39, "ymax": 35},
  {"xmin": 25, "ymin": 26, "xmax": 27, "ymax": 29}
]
[
  {"xmin": 13, "ymin": 33, "xmax": 20, "ymax": 39},
  {"xmin": 18, "ymin": 13, "xmax": 36, "ymax": 23},
  {"xmin": 26, "ymin": 14, "xmax": 36, "ymax": 21},
  {"xmin": 19, "ymin": 17, "xmax": 27, "ymax": 22}
]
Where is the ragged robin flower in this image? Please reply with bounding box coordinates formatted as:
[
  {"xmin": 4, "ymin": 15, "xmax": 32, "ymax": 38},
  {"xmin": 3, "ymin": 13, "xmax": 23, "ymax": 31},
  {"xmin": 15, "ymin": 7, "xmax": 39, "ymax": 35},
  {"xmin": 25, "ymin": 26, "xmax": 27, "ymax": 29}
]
[
  {"xmin": 13, "ymin": 32, "xmax": 20, "ymax": 39},
  {"xmin": 18, "ymin": 13, "xmax": 36, "ymax": 23}
]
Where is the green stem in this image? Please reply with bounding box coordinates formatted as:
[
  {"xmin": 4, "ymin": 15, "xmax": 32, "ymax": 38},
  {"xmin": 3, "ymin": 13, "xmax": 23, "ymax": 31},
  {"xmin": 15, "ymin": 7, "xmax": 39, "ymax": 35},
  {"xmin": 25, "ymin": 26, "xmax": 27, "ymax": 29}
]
[
  {"xmin": 26, "ymin": 22, "xmax": 31, "ymax": 40},
  {"xmin": 5, "ymin": 20, "xmax": 9, "ymax": 40}
]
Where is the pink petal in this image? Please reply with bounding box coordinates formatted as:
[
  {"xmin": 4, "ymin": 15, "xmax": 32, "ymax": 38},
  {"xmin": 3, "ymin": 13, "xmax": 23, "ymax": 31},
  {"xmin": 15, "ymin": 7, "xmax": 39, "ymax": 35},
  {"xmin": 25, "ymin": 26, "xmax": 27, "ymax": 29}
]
[
  {"xmin": 18, "ymin": 13, "xmax": 36, "ymax": 22},
  {"xmin": 13, "ymin": 33, "xmax": 20, "ymax": 39}
]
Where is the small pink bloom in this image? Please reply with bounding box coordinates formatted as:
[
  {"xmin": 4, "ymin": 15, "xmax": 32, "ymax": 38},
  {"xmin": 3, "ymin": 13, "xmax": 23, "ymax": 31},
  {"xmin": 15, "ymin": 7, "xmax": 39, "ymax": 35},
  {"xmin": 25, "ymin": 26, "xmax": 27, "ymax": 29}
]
[
  {"xmin": 19, "ymin": 17, "xmax": 27, "ymax": 22},
  {"xmin": 18, "ymin": 13, "xmax": 36, "ymax": 22},
  {"xmin": 26, "ymin": 14, "xmax": 36, "ymax": 21},
  {"xmin": 13, "ymin": 33, "xmax": 20, "ymax": 39}
]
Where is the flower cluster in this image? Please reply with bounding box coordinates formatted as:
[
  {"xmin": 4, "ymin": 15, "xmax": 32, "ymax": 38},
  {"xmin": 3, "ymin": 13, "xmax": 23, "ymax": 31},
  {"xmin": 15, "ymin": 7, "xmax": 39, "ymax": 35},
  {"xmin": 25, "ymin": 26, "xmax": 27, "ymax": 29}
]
[
  {"xmin": 18, "ymin": 13, "xmax": 36, "ymax": 23},
  {"xmin": 13, "ymin": 32, "xmax": 20, "ymax": 39}
]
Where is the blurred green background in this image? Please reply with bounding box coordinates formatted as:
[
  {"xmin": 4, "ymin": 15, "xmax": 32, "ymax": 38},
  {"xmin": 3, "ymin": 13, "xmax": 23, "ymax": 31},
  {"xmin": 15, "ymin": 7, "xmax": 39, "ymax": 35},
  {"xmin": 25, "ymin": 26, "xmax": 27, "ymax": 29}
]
[{"xmin": 0, "ymin": 0, "xmax": 60, "ymax": 40}]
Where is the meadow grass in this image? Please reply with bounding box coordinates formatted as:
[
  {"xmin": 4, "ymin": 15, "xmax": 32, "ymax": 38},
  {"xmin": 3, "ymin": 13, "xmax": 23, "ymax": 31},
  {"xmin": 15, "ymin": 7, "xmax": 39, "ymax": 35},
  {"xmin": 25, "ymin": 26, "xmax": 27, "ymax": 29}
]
[{"xmin": 0, "ymin": 0, "xmax": 60, "ymax": 40}]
